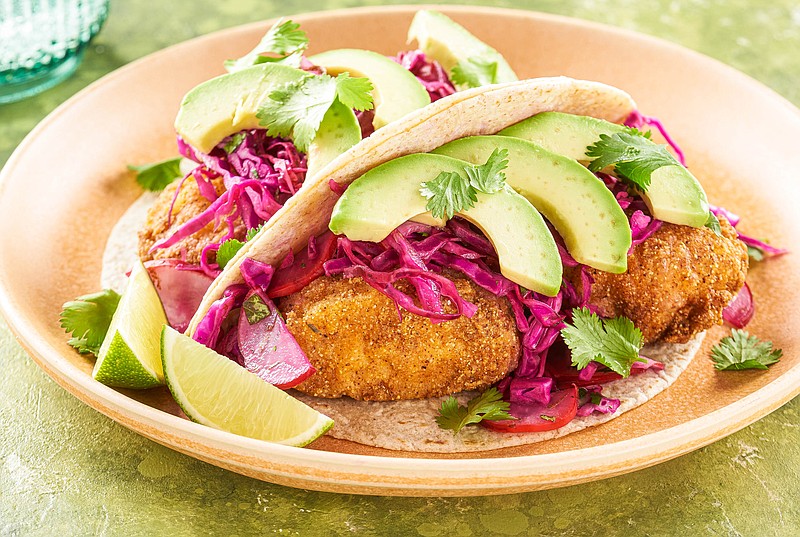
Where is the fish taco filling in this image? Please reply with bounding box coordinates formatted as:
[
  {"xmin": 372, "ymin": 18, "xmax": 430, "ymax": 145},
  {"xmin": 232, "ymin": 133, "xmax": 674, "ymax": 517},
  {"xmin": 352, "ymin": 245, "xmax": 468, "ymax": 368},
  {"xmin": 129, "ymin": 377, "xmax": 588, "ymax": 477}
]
[{"xmin": 190, "ymin": 105, "xmax": 773, "ymax": 437}]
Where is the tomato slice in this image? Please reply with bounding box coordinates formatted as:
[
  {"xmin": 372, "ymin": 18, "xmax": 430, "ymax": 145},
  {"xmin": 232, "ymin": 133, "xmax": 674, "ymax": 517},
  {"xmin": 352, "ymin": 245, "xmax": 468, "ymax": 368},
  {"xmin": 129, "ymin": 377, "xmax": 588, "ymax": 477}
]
[
  {"xmin": 267, "ymin": 231, "xmax": 338, "ymax": 298},
  {"xmin": 481, "ymin": 385, "xmax": 578, "ymax": 433},
  {"xmin": 545, "ymin": 339, "xmax": 622, "ymax": 389}
]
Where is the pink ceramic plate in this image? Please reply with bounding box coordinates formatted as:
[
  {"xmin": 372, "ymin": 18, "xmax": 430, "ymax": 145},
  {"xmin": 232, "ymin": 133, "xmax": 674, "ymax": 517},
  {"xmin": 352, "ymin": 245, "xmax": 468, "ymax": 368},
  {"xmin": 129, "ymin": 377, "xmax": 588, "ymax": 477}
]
[{"xmin": 1, "ymin": 6, "xmax": 798, "ymax": 496}]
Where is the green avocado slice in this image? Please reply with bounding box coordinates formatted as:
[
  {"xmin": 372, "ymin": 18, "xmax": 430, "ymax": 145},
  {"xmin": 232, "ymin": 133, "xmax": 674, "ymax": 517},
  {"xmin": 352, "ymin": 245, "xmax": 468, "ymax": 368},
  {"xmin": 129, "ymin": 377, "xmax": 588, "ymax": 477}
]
[
  {"xmin": 407, "ymin": 10, "xmax": 518, "ymax": 86},
  {"xmin": 174, "ymin": 64, "xmax": 360, "ymax": 178},
  {"xmin": 329, "ymin": 153, "xmax": 562, "ymax": 296},
  {"xmin": 309, "ymin": 49, "xmax": 431, "ymax": 129},
  {"xmin": 434, "ymin": 135, "xmax": 631, "ymax": 273},
  {"xmin": 500, "ymin": 112, "xmax": 710, "ymax": 228}
]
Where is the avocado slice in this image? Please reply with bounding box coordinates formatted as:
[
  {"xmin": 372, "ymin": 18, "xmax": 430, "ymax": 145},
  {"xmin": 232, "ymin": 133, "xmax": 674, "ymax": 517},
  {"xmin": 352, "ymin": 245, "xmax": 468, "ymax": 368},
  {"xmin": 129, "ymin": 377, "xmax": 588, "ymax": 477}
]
[
  {"xmin": 174, "ymin": 64, "xmax": 361, "ymax": 178},
  {"xmin": 329, "ymin": 154, "xmax": 562, "ymax": 296},
  {"xmin": 434, "ymin": 136, "xmax": 631, "ymax": 273},
  {"xmin": 309, "ymin": 49, "xmax": 431, "ymax": 129},
  {"xmin": 500, "ymin": 112, "xmax": 710, "ymax": 228},
  {"xmin": 407, "ymin": 10, "xmax": 518, "ymax": 86}
]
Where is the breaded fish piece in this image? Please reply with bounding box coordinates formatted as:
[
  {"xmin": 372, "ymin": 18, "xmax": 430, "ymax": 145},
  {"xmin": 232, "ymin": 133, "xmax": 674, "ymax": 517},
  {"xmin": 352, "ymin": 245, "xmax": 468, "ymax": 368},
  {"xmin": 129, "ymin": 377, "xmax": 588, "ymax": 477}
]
[
  {"xmin": 138, "ymin": 176, "xmax": 245, "ymax": 264},
  {"xmin": 281, "ymin": 276, "xmax": 521, "ymax": 401},
  {"xmin": 570, "ymin": 217, "xmax": 748, "ymax": 344}
]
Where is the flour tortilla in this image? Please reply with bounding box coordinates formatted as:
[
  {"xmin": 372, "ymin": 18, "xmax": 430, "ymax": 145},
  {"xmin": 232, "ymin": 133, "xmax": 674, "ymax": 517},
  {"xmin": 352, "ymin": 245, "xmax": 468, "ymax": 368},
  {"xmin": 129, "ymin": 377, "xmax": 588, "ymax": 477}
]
[{"xmin": 107, "ymin": 77, "xmax": 704, "ymax": 453}]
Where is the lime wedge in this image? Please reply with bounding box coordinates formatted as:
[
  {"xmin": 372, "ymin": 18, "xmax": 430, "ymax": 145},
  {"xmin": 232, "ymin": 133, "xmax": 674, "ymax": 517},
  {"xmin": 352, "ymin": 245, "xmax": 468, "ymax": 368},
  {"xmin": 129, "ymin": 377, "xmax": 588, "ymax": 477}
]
[
  {"xmin": 93, "ymin": 259, "xmax": 167, "ymax": 389},
  {"xmin": 161, "ymin": 326, "xmax": 333, "ymax": 446}
]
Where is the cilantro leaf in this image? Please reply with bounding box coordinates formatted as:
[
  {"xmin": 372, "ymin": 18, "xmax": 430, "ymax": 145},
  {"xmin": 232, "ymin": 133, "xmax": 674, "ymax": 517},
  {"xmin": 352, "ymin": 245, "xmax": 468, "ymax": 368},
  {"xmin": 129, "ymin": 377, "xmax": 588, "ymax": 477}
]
[
  {"xmin": 747, "ymin": 245, "xmax": 765, "ymax": 262},
  {"xmin": 242, "ymin": 294, "xmax": 272, "ymax": 325},
  {"xmin": 450, "ymin": 56, "xmax": 499, "ymax": 88},
  {"xmin": 60, "ymin": 290, "xmax": 121, "ymax": 355},
  {"xmin": 436, "ymin": 388, "xmax": 513, "ymax": 434},
  {"xmin": 561, "ymin": 307, "xmax": 645, "ymax": 377},
  {"xmin": 333, "ymin": 73, "xmax": 374, "ymax": 112},
  {"xmin": 216, "ymin": 239, "xmax": 244, "ymax": 270},
  {"xmin": 127, "ymin": 157, "xmax": 182, "ymax": 191},
  {"xmin": 257, "ymin": 73, "xmax": 373, "ymax": 152},
  {"xmin": 223, "ymin": 133, "xmax": 246, "ymax": 155},
  {"xmin": 586, "ymin": 132, "xmax": 678, "ymax": 192},
  {"xmin": 704, "ymin": 211, "xmax": 722, "ymax": 236},
  {"xmin": 420, "ymin": 171, "xmax": 477, "ymax": 220},
  {"xmin": 224, "ymin": 19, "xmax": 308, "ymax": 72},
  {"xmin": 246, "ymin": 224, "xmax": 264, "ymax": 242},
  {"xmin": 465, "ymin": 148, "xmax": 508, "ymax": 194},
  {"xmin": 711, "ymin": 329, "xmax": 782, "ymax": 371}
]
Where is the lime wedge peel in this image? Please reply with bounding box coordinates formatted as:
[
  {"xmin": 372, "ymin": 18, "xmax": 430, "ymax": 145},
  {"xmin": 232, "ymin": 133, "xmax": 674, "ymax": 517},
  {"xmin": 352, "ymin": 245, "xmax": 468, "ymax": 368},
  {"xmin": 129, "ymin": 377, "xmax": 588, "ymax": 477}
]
[
  {"xmin": 161, "ymin": 326, "xmax": 333, "ymax": 447},
  {"xmin": 93, "ymin": 259, "xmax": 167, "ymax": 389}
]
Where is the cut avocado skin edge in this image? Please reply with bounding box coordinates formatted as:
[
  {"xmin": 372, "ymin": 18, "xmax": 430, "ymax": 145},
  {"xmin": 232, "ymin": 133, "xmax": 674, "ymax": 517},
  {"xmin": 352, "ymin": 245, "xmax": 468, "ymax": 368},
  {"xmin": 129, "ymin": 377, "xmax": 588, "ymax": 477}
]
[
  {"xmin": 434, "ymin": 135, "xmax": 631, "ymax": 274},
  {"xmin": 500, "ymin": 112, "xmax": 710, "ymax": 228},
  {"xmin": 407, "ymin": 10, "xmax": 518, "ymax": 85},
  {"xmin": 329, "ymin": 153, "xmax": 562, "ymax": 297},
  {"xmin": 309, "ymin": 49, "xmax": 431, "ymax": 129},
  {"xmin": 174, "ymin": 63, "xmax": 360, "ymax": 178}
]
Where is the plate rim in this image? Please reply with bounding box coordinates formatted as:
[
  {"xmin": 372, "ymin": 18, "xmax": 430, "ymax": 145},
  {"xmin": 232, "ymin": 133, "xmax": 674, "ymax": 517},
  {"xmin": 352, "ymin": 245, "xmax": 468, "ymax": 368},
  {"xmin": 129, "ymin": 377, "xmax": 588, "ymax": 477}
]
[{"xmin": 1, "ymin": 4, "xmax": 799, "ymax": 495}]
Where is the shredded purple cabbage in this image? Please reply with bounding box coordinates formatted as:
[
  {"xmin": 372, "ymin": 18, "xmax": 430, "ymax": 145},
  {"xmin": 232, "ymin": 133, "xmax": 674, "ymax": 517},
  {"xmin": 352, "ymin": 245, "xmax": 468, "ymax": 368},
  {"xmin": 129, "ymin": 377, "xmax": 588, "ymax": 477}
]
[
  {"xmin": 577, "ymin": 386, "xmax": 621, "ymax": 416},
  {"xmin": 392, "ymin": 50, "xmax": 456, "ymax": 102},
  {"xmin": 152, "ymin": 131, "xmax": 307, "ymax": 274},
  {"xmin": 709, "ymin": 204, "xmax": 788, "ymax": 258}
]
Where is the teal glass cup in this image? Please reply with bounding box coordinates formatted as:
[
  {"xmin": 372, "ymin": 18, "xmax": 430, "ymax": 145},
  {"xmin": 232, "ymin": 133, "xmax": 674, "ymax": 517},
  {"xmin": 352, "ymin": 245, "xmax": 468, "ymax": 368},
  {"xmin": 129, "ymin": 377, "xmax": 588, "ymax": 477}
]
[{"xmin": 0, "ymin": 0, "xmax": 109, "ymax": 104}]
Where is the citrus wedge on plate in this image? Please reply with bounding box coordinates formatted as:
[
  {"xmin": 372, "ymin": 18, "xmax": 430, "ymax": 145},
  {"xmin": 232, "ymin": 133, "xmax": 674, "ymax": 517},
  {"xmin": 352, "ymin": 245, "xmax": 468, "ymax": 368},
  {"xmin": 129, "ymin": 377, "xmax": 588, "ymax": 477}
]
[
  {"xmin": 93, "ymin": 259, "xmax": 167, "ymax": 389},
  {"xmin": 161, "ymin": 326, "xmax": 333, "ymax": 446}
]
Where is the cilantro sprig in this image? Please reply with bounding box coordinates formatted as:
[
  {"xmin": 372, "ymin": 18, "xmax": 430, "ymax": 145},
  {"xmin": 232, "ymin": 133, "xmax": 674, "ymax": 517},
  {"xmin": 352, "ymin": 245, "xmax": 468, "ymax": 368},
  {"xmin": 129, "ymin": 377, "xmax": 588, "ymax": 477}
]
[
  {"xmin": 450, "ymin": 55, "xmax": 499, "ymax": 88},
  {"xmin": 561, "ymin": 307, "xmax": 645, "ymax": 378},
  {"xmin": 225, "ymin": 19, "xmax": 309, "ymax": 72},
  {"xmin": 711, "ymin": 330, "xmax": 782, "ymax": 371},
  {"xmin": 127, "ymin": 157, "xmax": 183, "ymax": 191},
  {"xmin": 257, "ymin": 72, "xmax": 373, "ymax": 152},
  {"xmin": 586, "ymin": 129, "xmax": 679, "ymax": 192},
  {"xmin": 420, "ymin": 148, "xmax": 509, "ymax": 220},
  {"xmin": 60, "ymin": 289, "xmax": 121, "ymax": 355},
  {"xmin": 242, "ymin": 294, "xmax": 272, "ymax": 325},
  {"xmin": 436, "ymin": 388, "xmax": 513, "ymax": 434},
  {"xmin": 216, "ymin": 225, "xmax": 264, "ymax": 270}
]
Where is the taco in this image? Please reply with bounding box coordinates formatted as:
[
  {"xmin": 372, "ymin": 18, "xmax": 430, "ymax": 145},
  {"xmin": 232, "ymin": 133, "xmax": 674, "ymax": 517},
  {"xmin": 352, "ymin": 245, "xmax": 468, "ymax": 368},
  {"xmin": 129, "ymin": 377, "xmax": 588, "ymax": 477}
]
[
  {"xmin": 81, "ymin": 11, "xmax": 779, "ymax": 452},
  {"xmin": 179, "ymin": 68, "xmax": 754, "ymax": 452}
]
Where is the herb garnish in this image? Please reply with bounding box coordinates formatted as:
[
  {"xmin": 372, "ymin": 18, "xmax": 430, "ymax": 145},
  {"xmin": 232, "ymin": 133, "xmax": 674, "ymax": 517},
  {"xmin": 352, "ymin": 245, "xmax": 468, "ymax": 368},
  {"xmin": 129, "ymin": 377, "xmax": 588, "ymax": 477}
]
[
  {"xmin": 436, "ymin": 387, "xmax": 513, "ymax": 434},
  {"xmin": 450, "ymin": 55, "xmax": 499, "ymax": 88},
  {"xmin": 243, "ymin": 294, "xmax": 272, "ymax": 325},
  {"xmin": 561, "ymin": 307, "xmax": 645, "ymax": 378},
  {"xmin": 711, "ymin": 329, "xmax": 782, "ymax": 371},
  {"xmin": 257, "ymin": 72, "xmax": 373, "ymax": 152},
  {"xmin": 60, "ymin": 289, "xmax": 121, "ymax": 355},
  {"xmin": 586, "ymin": 129, "xmax": 679, "ymax": 192},
  {"xmin": 224, "ymin": 19, "xmax": 309, "ymax": 72},
  {"xmin": 223, "ymin": 132, "xmax": 247, "ymax": 154},
  {"xmin": 127, "ymin": 157, "xmax": 182, "ymax": 191},
  {"xmin": 216, "ymin": 225, "xmax": 265, "ymax": 270},
  {"xmin": 420, "ymin": 148, "xmax": 509, "ymax": 220},
  {"xmin": 704, "ymin": 211, "xmax": 723, "ymax": 236}
]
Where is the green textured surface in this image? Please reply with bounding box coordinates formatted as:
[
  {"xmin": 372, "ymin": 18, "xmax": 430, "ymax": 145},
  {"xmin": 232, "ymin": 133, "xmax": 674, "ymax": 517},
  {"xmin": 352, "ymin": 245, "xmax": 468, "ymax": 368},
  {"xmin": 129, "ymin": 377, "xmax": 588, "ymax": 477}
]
[{"xmin": 1, "ymin": 0, "xmax": 799, "ymax": 535}]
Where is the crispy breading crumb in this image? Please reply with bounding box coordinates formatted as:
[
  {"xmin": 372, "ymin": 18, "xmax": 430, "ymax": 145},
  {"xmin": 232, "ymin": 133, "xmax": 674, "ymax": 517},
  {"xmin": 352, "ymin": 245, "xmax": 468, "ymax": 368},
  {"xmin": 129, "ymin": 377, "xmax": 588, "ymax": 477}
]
[
  {"xmin": 568, "ymin": 217, "xmax": 748, "ymax": 344},
  {"xmin": 280, "ymin": 276, "xmax": 521, "ymax": 401},
  {"xmin": 138, "ymin": 176, "xmax": 246, "ymax": 264}
]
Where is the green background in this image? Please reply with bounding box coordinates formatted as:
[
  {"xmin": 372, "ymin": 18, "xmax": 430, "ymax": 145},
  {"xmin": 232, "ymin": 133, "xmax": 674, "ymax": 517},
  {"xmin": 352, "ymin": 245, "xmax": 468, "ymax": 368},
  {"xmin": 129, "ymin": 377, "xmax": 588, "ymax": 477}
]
[{"xmin": 2, "ymin": 1, "xmax": 799, "ymax": 535}]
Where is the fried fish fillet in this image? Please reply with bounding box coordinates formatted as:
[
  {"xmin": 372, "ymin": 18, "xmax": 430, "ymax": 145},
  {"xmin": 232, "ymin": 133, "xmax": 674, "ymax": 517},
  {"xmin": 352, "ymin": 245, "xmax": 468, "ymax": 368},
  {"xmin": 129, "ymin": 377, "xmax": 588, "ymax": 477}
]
[
  {"xmin": 281, "ymin": 276, "xmax": 521, "ymax": 401},
  {"xmin": 569, "ymin": 217, "xmax": 748, "ymax": 344},
  {"xmin": 138, "ymin": 176, "xmax": 246, "ymax": 264}
]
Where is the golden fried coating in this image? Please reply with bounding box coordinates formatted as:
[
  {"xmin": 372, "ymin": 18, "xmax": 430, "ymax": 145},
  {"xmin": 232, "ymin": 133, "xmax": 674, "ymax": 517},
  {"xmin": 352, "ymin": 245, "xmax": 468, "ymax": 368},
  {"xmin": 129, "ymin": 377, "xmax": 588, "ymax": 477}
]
[
  {"xmin": 281, "ymin": 276, "xmax": 521, "ymax": 401},
  {"xmin": 569, "ymin": 217, "xmax": 748, "ymax": 344},
  {"xmin": 138, "ymin": 176, "xmax": 246, "ymax": 264}
]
